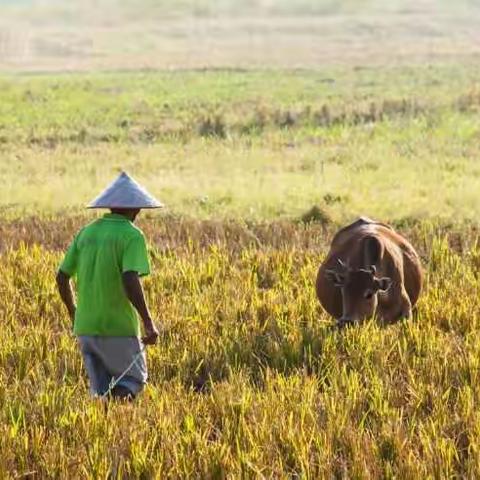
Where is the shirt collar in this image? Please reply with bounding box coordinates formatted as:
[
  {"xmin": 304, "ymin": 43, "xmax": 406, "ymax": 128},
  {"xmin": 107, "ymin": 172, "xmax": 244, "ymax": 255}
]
[{"xmin": 102, "ymin": 213, "xmax": 130, "ymax": 222}]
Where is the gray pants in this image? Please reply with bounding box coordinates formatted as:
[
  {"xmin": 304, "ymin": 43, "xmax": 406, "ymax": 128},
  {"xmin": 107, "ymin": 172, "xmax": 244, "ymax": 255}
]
[{"xmin": 78, "ymin": 336, "xmax": 147, "ymax": 397}]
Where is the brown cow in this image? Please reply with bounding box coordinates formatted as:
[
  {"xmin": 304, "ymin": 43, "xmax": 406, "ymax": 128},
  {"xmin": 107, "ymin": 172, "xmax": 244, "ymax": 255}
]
[{"xmin": 316, "ymin": 217, "xmax": 422, "ymax": 327}]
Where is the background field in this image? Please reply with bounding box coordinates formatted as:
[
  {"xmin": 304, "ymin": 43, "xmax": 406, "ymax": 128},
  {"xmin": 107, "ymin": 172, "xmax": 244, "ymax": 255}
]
[
  {"xmin": 1, "ymin": 64, "xmax": 480, "ymax": 221},
  {"xmin": 1, "ymin": 0, "xmax": 480, "ymax": 71},
  {"xmin": 2, "ymin": 0, "xmax": 480, "ymax": 478}
]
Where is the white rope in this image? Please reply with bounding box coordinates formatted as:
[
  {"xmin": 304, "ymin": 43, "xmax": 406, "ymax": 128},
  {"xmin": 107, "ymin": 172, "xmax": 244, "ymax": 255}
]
[{"xmin": 101, "ymin": 346, "xmax": 146, "ymax": 399}]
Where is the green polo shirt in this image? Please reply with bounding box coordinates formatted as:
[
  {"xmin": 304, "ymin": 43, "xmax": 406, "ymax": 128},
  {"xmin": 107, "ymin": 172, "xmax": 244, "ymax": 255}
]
[{"xmin": 59, "ymin": 213, "xmax": 150, "ymax": 336}]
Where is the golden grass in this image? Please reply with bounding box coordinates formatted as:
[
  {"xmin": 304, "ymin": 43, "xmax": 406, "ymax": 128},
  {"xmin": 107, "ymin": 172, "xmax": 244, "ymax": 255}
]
[{"xmin": 2, "ymin": 219, "xmax": 480, "ymax": 477}]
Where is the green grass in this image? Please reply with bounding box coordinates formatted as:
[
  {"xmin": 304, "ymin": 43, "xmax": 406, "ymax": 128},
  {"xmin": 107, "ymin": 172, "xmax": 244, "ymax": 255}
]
[{"xmin": 1, "ymin": 65, "xmax": 480, "ymax": 221}]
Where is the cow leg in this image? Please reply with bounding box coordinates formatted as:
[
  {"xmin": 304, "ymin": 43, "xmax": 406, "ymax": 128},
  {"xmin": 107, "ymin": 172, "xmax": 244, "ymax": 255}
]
[
  {"xmin": 394, "ymin": 282, "xmax": 413, "ymax": 320},
  {"xmin": 398, "ymin": 294, "xmax": 412, "ymax": 320}
]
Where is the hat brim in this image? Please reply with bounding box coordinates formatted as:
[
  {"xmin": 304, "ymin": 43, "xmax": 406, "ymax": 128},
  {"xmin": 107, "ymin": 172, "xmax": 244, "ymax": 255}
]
[{"xmin": 87, "ymin": 204, "xmax": 164, "ymax": 209}]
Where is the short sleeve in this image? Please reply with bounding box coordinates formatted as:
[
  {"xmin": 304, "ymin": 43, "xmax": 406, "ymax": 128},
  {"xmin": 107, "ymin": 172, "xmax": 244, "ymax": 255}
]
[
  {"xmin": 122, "ymin": 233, "xmax": 150, "ymax": 276},
  {"xmin": 60, "ymin": 237, "xmax": 78, "ymax": 277}
]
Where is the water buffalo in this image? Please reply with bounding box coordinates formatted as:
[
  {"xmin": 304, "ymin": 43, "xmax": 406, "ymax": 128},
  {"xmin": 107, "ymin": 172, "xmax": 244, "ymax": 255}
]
[{"xmin": 316, "ymin": 217, "xmax": 422, "ymax": 327}]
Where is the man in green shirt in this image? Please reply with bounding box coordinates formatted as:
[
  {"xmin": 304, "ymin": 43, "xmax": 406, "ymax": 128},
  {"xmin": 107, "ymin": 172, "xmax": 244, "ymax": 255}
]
[{"xmin": 56, "ymin": 172, "xmax": 163, "ymax": 400}]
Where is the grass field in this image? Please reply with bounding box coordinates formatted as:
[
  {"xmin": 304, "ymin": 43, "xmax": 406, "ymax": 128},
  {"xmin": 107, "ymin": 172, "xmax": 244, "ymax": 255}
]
[
  {"xmin": 3, "ymin": 0, "xmax": 480, "ymax": 478},
  {"xmin": 1, "ymin": 64, "xmax": 480, "ymax": 220}
]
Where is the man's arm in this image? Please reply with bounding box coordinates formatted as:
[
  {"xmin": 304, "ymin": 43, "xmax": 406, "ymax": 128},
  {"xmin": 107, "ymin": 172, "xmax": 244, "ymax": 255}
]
[
  {"xmin": 56, "ymin": 270, "xmax": 76, "ymax": 322},
  {"xmin": 122, "ymin": 271, "xmax": 159, "ymax": 345}
]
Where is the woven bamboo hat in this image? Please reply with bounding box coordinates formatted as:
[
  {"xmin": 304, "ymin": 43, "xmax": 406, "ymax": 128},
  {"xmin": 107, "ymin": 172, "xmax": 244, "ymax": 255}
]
[{"xmin": 88, "ymin": 172, "xmax": 164, "ymax": 209}]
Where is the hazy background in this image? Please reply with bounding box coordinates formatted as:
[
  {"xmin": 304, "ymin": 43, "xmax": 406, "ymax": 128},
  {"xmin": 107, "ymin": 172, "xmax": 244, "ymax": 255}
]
[{"xmin": 1, "ymin": 0, "xmax": 480, "ymax": 72}]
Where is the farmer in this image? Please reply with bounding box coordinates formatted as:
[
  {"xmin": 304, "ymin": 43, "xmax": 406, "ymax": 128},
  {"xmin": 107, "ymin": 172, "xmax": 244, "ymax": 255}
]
[{"xmin": 56, "ymin": 171, "xmax": 163, "ymax": 400}]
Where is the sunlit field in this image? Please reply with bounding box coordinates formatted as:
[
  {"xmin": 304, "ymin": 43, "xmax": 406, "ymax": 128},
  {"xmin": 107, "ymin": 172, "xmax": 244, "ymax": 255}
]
[
  {"xmin": 2, "ymin": 0, "xmax": 480, "ymax": 478},
  {"xmin": 3, "ymin": 219, "xmax": 480, "ymax": 477},
  {"xmin": 1, "ymin": 65, "xmax": 480, "ymax": 221}
]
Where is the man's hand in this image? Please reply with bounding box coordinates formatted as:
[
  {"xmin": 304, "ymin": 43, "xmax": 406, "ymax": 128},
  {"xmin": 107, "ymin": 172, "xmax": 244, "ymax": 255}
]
[
  {"xmin": 123, "ymin": 271, "xmax": 159, "ymax": 346},
  {"xmin": 142, "ymin": 322, "xmax": 159, "ymax": 346}
]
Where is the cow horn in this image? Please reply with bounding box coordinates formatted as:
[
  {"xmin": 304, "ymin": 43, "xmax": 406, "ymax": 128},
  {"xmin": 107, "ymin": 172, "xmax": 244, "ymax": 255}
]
[{"xmin": 337, "ymin": 258, "xmax": 349, "ymax": 271}]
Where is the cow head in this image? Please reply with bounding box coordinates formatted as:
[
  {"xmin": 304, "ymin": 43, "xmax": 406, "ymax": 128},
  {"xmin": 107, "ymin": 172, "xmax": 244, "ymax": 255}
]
[{"xmin": 325, "ymin": 259, "xmax": 392, "ymax": 326}]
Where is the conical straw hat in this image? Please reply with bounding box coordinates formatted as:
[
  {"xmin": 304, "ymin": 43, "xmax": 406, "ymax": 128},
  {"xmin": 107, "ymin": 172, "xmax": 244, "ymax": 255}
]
[{"xmin": 88, "ymin": 172, "xmax": 164, "ymax": 209}]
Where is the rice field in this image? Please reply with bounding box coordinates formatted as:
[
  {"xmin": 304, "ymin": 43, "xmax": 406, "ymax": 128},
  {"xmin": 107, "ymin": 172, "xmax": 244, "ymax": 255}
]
[
  {"xmin": 2, "ymin": 2, "xmax": 480, "ymax": 475},
  {"xmin": 2, "ymin": 217, "xmax": 480, "ymax": 477}
]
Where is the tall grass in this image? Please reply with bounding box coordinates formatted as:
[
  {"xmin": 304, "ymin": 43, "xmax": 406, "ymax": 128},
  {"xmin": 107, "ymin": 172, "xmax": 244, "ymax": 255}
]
[{"xmin": 1, "ymin": 219, "xmax": 480, "ymax": 477}]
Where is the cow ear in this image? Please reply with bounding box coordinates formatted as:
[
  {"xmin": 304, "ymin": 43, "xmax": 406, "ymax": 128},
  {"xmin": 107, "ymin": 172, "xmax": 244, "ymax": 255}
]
[
  {"xmin": 375, "ymin": 277, "xmax": 392, "ymax": 292},
  {"xmin": 325, "ymin": 269, "xmax": 345, "ymax": 287},
  {"xmin": 363, "ymin": 236, "xmax": 383, "ymax": 267}
]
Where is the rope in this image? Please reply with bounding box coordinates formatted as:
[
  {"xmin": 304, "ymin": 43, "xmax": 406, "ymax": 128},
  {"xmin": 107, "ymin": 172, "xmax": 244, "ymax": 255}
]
[{"xmin": 101, "ymin": 346, "xmax": 146, "ymax": 399}]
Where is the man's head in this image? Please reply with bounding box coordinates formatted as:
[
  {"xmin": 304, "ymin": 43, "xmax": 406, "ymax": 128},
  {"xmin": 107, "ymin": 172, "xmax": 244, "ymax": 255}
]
[
  {"xmin": 110, "ymin": 208, "xmax": 141, "ymax": 222},
  {"xmin": 326, "ymin": 260, "xmax": 392, "ymax": 325}
]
